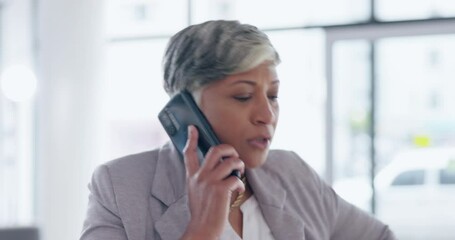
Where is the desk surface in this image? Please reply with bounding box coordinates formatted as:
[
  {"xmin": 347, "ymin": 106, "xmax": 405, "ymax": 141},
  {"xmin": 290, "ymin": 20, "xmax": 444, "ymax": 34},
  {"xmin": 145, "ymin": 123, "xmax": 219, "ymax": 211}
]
[{"xmin": 0, "ymin": 227, "xmax": 39, "ymax": 240}]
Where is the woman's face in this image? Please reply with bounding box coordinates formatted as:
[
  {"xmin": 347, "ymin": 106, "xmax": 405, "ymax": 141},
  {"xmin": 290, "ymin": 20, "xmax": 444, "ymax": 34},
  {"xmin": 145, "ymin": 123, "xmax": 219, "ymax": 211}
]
[{"xmin": 195, "ymin": 62, "xmax": 279, "ymax": 169}]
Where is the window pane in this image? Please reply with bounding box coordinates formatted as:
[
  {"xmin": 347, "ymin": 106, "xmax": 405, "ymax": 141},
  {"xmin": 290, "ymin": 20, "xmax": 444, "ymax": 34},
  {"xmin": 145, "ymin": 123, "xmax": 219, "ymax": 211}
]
[
  {"xmin": 106, "ymin": 0, "xmax": 188, "ymax": 38},
  {"xmin": 391, "ymin": 170, "xmax": 425, "ymax": 186},
  {"xmin": 440, "ymin": 168, "xmax": 455, "ymax": 184},
  {"xmin": 375, "ymin": 35, "xmax": 455, "ymax": 240},
  {"xmin": 267, "ymin": 30, "xmax": 326, "ymax": 174},
  {"xmin": 192, "ymin": 0, "xmax": 370, "ymax": 28},
  {"xmin": 376, "ymin": 0, "xmax": 455, "ymax": 21},
  {"xmin": 332, "ymin": 40, "xmax": 372, "ymax": 212},
  {"xmin": 104, "ymin": 40, "xmax": 170, "ymax": 160}
]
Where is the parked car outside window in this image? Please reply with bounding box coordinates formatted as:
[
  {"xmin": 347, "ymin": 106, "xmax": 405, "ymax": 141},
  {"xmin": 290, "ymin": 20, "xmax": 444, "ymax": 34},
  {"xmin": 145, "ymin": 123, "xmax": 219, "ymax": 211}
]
[
  {"xmin": 375, "ymin": 147, "xmax": 455, "ymax": 240},
  {"xmin": 333, "ymin": 147, "xmax": 455, "ymax": 240}
]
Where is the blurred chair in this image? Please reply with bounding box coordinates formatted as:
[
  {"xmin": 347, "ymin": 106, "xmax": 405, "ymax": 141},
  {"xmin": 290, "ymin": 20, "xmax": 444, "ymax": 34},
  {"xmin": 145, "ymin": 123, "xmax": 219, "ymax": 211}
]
[{"xmin": 0, "ymin": 227, "xmax": 39, "ymax": 240}]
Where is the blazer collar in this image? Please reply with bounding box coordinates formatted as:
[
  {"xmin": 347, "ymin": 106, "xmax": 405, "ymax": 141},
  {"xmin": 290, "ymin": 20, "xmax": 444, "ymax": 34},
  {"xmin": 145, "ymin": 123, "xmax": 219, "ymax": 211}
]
[
  {"xmin": 246, "ymin": 161, "xmax": 306, "ymax": 239},
  {"xmin": 154, "ymin": 194, "xmax": 190, "ymax": 240},
  {"xmin": 151, "ymin": 142, "xmax": 186, "ymax": 206},
  {"xmin": 151, "ymin": 142, "xmax": 190, "ymax": 240}
]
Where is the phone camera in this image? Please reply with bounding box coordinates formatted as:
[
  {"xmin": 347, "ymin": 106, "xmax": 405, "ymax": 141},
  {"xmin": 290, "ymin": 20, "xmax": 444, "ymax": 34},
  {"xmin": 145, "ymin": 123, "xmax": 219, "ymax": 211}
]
[{"xmin": 158, "ymin": 109, "xmax": 177, "ymax": 136}]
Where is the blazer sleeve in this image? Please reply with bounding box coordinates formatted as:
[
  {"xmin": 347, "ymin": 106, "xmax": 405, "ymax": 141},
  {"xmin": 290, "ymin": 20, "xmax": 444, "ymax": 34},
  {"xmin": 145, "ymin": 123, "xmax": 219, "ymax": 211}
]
[
  {"xmin": 80, "ymin": 164, "xmax": 128, "ymax": 240},
  {"xmin": 320, "ymin": 176, "xmax": 397, "ymax": 240}
]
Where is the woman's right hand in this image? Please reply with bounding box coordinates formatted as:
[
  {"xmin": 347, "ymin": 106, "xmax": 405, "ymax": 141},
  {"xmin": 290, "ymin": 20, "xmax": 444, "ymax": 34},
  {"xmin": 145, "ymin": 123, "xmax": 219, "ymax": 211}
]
[{"xmin": 181, "ymin": 125, "xmax": 245, "ymax": 240}]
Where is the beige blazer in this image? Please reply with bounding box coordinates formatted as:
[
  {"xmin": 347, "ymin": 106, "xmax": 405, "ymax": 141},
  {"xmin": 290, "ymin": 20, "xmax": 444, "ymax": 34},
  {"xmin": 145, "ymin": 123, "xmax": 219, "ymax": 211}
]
[{"xmin": 80, "ymin": 142, "xmax": 396, "ymax": 240}]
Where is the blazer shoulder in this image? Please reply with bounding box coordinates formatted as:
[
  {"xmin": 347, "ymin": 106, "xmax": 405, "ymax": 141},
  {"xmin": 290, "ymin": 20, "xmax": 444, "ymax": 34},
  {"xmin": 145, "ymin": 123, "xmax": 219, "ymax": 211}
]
[
  {"xmin": 265, "ymin": 149, "xmax": 315, "ymax": 175},
  {"xmin": 105, "ymin": 149, "xmax": 160, "ymax": 174},
  {"xmin": 263, "ymin": 149, "xmax": 327, "ymax": 198},
  {"xmin": 91, "ymin": 146, "xmax": 167, "ymax": 196}
]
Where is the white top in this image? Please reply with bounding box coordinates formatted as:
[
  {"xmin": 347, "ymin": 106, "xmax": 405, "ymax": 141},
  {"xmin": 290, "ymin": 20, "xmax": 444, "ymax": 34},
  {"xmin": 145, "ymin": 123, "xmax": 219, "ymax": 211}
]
[{"xmin": 221, "ymin": 195, "xmax": 275, "ymax": 240}]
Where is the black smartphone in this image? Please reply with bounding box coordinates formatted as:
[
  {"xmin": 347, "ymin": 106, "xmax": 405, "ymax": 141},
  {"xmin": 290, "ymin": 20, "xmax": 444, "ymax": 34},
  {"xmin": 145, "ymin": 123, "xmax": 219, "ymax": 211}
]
[{"xmin": 158, "ymin": 90, "xmax": 241, "ymax": 178}]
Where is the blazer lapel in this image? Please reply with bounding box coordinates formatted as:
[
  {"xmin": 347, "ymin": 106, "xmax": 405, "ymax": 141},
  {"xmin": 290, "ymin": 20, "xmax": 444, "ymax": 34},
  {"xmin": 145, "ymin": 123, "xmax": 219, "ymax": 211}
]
[
  {"xmin": 154, "ymin": 195, "xmax": 191, "ymax": 240},
  {"xmin": 247, "ymin": 167, "xmax": 306, "ymax": 239},
  {"xmin": 151, "ymin": 143, "xmax": 191, "ymax": 240}
]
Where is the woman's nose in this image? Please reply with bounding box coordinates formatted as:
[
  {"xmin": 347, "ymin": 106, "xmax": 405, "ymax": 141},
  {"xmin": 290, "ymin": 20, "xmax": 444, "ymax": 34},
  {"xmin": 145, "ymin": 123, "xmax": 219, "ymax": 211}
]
[{"xmin": 252, "ymin": 97, "xmax": 277, "ymax": 125}]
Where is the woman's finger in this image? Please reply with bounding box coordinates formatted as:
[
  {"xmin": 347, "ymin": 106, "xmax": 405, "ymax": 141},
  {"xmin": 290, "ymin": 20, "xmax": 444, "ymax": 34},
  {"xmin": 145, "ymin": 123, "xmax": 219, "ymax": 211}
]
[
  {"xmin": 201, "ymin": 144, "xmax": 239, "ymax": 174},
  {"xmin": 222, "ymin": 175, "xmax": 246, "ymax": 195},
  {"xmin": 183, "ymin": 125, "xmax": 200, "ymax": 178},
  {"xmin": 210, "ymin": 157, "xmax": 245, "ymax": 181}
]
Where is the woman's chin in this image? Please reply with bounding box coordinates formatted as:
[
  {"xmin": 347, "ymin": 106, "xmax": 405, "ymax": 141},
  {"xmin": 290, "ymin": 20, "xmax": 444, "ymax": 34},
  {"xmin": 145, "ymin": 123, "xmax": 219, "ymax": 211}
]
[{"xmin": 243, "ymin": 152, "xmax": 269, "ymax": 169}]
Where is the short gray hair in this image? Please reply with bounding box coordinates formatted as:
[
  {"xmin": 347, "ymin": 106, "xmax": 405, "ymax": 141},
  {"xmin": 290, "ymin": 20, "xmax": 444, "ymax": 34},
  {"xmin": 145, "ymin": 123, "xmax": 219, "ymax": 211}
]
[{"xmin": 162, "ymin": 20, "xmax": 280, "ymax": 95}]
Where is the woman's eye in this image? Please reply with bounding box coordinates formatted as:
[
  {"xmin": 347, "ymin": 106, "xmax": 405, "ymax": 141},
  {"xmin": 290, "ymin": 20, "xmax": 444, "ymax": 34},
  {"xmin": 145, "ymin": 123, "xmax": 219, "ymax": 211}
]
[
  {"xmin": 269, "ymin": 95, "xmax": 278, "ymax": 102},
  {"xmin": 233, "ymin": 96, "xmax": 251, "ymax": 102}
]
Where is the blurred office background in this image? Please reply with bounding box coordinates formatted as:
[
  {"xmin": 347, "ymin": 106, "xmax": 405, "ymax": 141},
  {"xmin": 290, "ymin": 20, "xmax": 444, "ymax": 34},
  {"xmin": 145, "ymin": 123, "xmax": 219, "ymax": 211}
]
[{"xmin": 1, "ymin": 0, "xmax": 455, "ymax": 239}]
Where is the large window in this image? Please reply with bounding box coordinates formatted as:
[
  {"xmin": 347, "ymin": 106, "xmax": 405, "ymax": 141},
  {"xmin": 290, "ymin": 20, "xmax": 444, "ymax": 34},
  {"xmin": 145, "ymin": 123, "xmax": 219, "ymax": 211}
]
[
  {"xmin": 374, "ymin": 34, "xmax": 455, "ymax": 239},
  {"xmin": 105, "ymin": 0, "xmax": 188, "ymax": 38},
  {"xmin": 104, "ymin": 40, "xmax": 170, "ymax": 160},
  {"xmin": 376, "ymin": 1, "xmax": 455, "ymax": 21},
  {"xmin": 327, "ymin": 23, "xmax": 455, "ymax": 240},
  {"xmin": 267, "ymin": 30, "xmax": 326, "ymax": 173},
  {"xmin": 331, "ymin": 40, "xmax": 372, "ymax": 211},
  {"xmin": 192, "ymin": 0, "xmax": 370, "ymax": 27}
]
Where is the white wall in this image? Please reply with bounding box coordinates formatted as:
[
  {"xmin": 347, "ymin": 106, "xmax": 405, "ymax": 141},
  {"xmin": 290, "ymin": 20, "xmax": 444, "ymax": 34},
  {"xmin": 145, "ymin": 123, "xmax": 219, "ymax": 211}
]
[
  {"xmin": 0, "ymin": 0, "xmax": 35, "ymax": 225},
  {"xmin": 36, "ymin": 0, "xmax": 105, "ymax": 239}
]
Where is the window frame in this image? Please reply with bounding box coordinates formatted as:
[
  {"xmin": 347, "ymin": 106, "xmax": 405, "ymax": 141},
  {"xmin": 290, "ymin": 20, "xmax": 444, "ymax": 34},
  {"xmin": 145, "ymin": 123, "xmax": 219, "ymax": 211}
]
[{"xmin": 324, "ymin": 18, "xmax": 455, "ymax": 213}]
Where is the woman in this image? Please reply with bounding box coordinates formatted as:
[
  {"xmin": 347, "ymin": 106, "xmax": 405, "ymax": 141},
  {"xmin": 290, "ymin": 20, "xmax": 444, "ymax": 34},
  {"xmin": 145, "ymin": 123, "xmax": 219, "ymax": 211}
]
[{"xmin": 80, "ymin": 20, "xmax": 396, "ymax": 240}]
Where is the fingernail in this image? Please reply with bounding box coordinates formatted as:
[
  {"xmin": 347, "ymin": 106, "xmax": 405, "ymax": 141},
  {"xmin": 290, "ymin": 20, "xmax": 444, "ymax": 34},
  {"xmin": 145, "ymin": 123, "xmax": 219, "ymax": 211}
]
[{"xmin": 187, "ymin": 125, "xmax": 193, "ymax": 136}]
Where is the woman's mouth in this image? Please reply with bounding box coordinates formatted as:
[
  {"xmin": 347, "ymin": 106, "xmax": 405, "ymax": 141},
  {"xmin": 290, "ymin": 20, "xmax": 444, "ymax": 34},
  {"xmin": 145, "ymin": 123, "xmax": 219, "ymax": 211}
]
[{"xmin": 247, "ymin": 137, "xmax": 270, "ymax": 150}]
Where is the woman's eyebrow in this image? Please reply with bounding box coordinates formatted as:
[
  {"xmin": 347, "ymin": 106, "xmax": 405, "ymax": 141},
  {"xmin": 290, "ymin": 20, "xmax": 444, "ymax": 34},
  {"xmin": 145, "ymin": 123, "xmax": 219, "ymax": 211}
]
[
  {"xmin": 229, "ymin": 80, "xmax": 256, "ymax": 86},
  {"xmin": 229, "ymin": 79, "xmax": 280, "ymax": 86}
]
